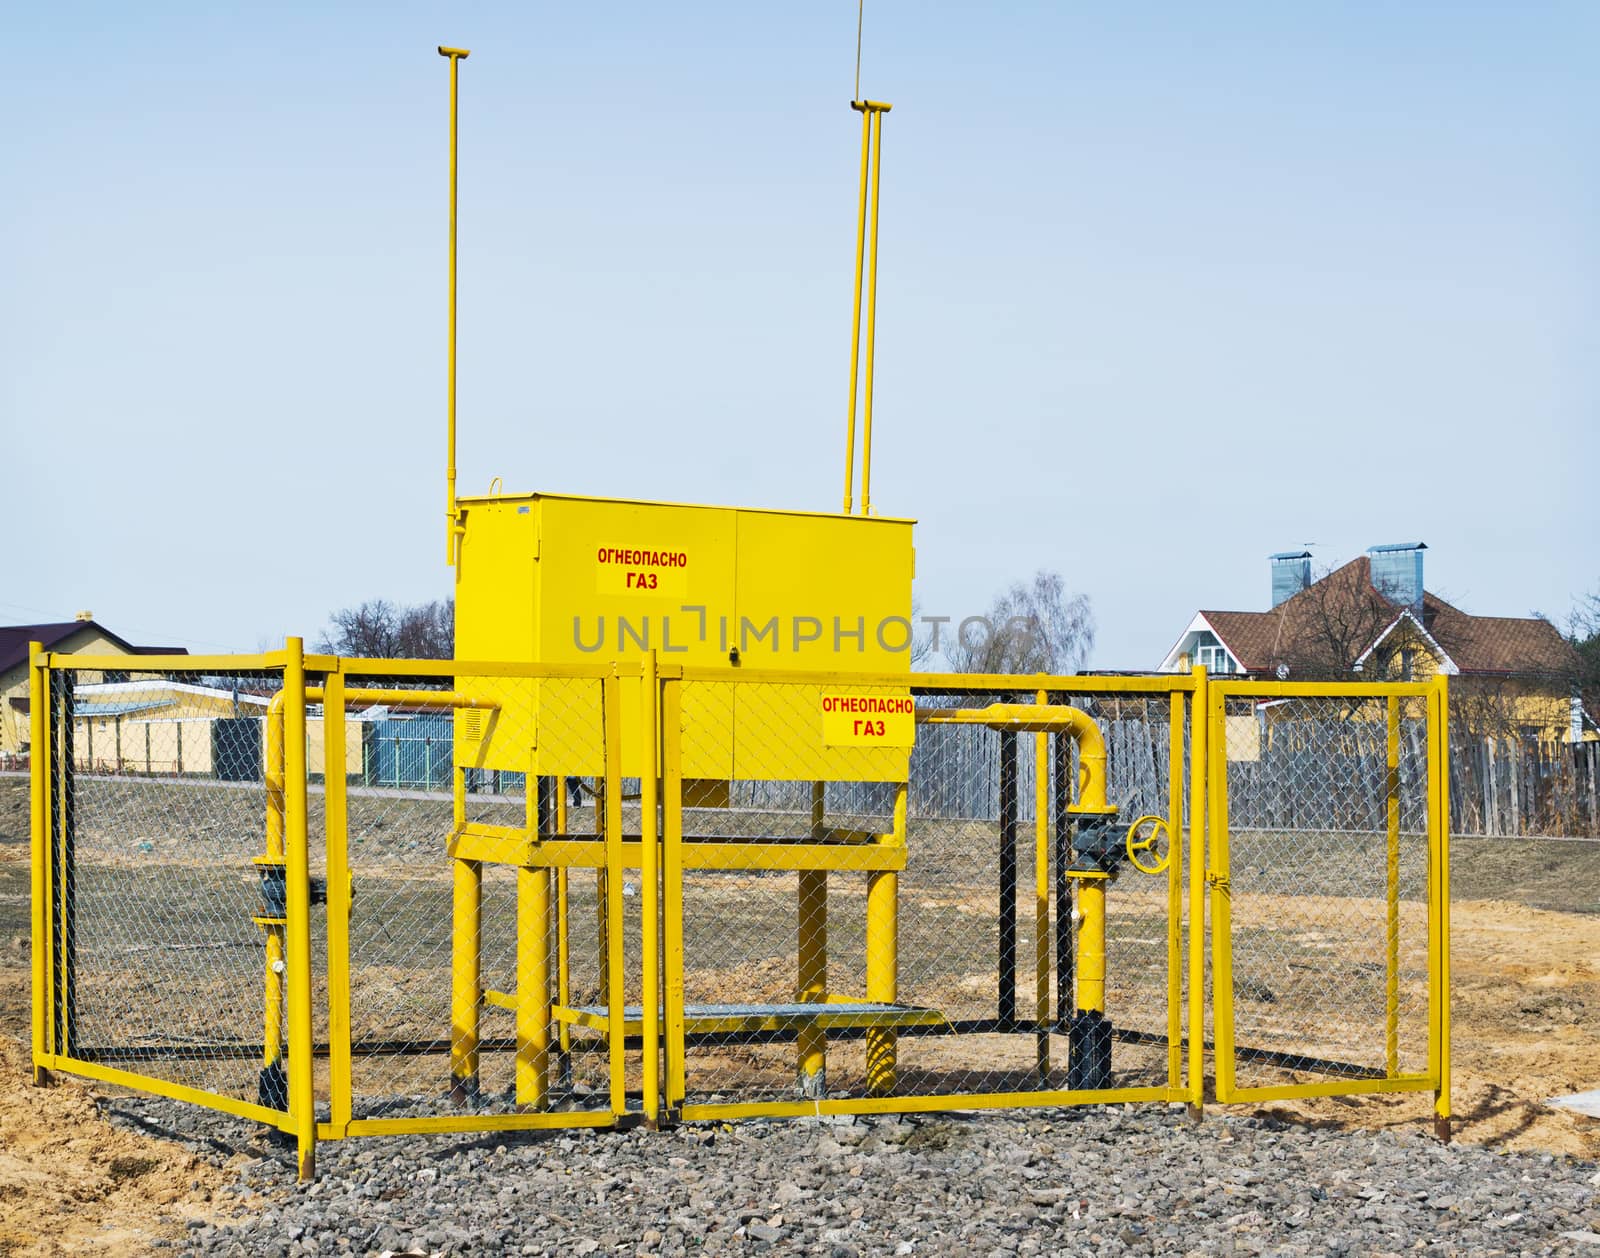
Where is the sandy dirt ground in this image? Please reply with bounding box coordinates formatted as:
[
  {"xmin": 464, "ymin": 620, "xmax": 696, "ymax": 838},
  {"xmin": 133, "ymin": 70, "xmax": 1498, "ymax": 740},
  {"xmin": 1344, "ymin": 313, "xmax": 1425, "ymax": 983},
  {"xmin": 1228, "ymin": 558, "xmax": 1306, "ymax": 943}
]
[
  {"xmin": 0, "ymin": 784, "xmax": 244, "ymax": 1255},
  {"xmin": 1248, "ymin": 893, "xmax": 1600, "ymax": 1159},
  {"xmin": 0, "ymin": 776, "xmax": 1596, "ymax": 1253}
]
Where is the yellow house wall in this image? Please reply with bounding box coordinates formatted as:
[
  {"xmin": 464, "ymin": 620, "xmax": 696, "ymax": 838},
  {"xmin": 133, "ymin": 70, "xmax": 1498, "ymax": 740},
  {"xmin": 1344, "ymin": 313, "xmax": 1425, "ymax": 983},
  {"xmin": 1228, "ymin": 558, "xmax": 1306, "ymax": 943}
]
[
  {"xmin": 69, "ymin": 715, "xmax": 363, "ymax": 776},
  {"xmin": 0, "ymin": 627, "xmax": 144, "ymax": 753}
]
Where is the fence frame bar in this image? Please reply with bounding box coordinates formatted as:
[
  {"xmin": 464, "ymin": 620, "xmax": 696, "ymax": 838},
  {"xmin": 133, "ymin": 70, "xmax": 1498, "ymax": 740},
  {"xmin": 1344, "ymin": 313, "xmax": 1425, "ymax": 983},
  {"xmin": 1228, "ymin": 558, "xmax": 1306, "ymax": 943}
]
[
  {"xmin": 1186, "ymin": 666, "xmax": 1207, "ymax": 1113},
  {"xmin": 282, "ymin": 638, "xmax": 317, "ymax": 1180},
  {"xmin": 602, "ymin": 669, "xmax": 627, "ymax": 1116},
  {"xmin": 1429, "ymin": 674, "xmax": 1452, "ymax": 1137},
  {"xmin": 323, "ymin": 667, "xmax": 355, "ymax": 1134},
  {"xmin": 1166, "ymin": 685, "xmax": 1185, "ymax": 1092},
  {"xmin": 28, "ymin": 645, "xmax": 49, "ymax": 1082},
  {"xmin": 662, "ymin": 678, "xmax": 687, "ymax": 1112}
]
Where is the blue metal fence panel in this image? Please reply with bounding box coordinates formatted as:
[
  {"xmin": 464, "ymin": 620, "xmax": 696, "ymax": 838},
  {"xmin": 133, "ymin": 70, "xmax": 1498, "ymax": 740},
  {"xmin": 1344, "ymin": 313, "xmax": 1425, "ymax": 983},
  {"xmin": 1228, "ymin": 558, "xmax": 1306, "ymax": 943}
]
[{"xmin": 363, "ymin": 715, "xmax": 525, "ymax": 793}]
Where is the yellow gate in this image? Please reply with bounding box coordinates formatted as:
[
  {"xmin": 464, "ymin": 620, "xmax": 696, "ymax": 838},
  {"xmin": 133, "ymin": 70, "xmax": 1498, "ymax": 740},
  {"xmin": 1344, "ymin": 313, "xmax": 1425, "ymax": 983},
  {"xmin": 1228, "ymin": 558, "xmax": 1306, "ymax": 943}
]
[
  {"xmin": 1206, "ymin": 677, "xmax": 1450, "ymax": 1136},
  {"xmin": 657, "ymin": 665, "xmax": 1203, "ymax": 1120}
]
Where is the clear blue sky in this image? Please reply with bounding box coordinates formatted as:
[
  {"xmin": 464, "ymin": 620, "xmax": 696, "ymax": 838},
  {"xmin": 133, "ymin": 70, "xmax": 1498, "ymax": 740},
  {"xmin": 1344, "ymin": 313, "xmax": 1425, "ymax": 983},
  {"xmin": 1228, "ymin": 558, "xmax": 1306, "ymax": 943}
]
[{"xmin": 3, "ymin": 2, "xmax": 1595, "ymax": 664}]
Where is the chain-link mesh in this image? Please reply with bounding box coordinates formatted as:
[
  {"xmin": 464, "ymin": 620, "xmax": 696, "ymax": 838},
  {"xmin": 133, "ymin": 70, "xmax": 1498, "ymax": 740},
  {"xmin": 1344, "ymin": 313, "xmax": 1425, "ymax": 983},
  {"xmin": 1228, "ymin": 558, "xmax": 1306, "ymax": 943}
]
[
  {"xmin": 669, "ymin": 678, "xmax": 1191, "ymax": 1109},
  {"xmin": 47, "ymin": 663, "xmax": 290, "ymax": 1109},
  {"xmin": 1217, "ymin": 692, "xmax": 1432, "ymax": 1087}
]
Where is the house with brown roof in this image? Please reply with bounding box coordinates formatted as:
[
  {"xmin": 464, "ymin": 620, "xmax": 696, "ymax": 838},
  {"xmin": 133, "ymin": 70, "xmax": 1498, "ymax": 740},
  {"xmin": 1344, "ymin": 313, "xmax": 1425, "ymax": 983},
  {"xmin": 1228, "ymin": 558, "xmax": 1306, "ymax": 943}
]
[
  {"xmin": 0, "ymin": 615, "xmax": 187, "ymax": 756},
  {"xmin": 1158, "ymin": 543, "xmax": 1591, "ymax": 744}
]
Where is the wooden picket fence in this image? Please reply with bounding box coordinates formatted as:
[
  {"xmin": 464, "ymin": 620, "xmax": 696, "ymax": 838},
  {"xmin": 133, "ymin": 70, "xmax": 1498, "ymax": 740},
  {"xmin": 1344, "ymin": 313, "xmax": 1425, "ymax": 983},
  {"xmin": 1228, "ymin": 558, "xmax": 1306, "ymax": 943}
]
[{"xmin": 1449, "ymin": 737, "xmax": 1600, "ymax": 838}]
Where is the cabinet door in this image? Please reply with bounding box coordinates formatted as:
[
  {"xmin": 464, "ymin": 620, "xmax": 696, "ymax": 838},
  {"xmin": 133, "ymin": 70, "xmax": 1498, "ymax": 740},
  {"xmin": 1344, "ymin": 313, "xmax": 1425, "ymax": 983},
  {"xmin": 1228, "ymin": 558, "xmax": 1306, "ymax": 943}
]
[
  {"xmin": 537, "ymin": 497, "xmax": 737, "ymax": 779},
  {"xmin": 455, "ymin": 498, "xmax": 541, "ymax": 775},
  {"xmin": 732, "ymin": 511, "xmax": 914, "ymax": 782}
]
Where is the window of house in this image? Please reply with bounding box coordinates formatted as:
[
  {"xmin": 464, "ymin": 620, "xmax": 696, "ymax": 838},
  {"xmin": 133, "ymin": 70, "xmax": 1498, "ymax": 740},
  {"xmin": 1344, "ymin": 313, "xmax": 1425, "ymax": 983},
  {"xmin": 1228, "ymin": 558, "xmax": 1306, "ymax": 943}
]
[{"xmin": 1196, "ymin": 644, "xmax": 1233, "ymax": 674}]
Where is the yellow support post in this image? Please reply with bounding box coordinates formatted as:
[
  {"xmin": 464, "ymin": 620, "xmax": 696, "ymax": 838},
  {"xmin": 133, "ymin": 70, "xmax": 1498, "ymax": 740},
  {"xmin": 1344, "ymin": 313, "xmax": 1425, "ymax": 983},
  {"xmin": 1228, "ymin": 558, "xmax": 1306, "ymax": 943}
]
[
  {"xmin": 1166, "ymin": 688, "xmax": 1186, "ymax": 1095},
  {"xmin": 28, "ymin": 643, "xmax": 49, "ymax": 1084},
  {"xmin": 603, "ymin": 672, "xmax": 627, "ymax": 1116},
  {"xmin": 282, "ymin": 638, "xmax": 316, "ymax": 1181},
  {"xmin": 323, "ymin": 670, "xmax": 354, "ymax": 1134},
  {"xmin": 1033, "ymin": 692, "xmax": 1050, "ymax": 1081},
  {"xmin": 1385, "ymin": 695, "xmax": 1401, "ymax": 1078},
  {"xmin": 1187, "ymin": 667, "xmax": 1208, "ymax": 1116},
  {"xmin": 516, "ymin": 865, "xmax": 552, "ymax": 1109},
  {"xmin": 640, "ymin": 651, "xmax": 661, "ymax": 1127},
  {"xmin": 556, "ymin": 781, "xmax": 572, "ymax": 1070},
  {"xmin": 595, "ymin": 784, "xmax": 609, "ymax": 1011},
  {"xmin": 662, "ymin": 680, "xmax": 687, "ymax": 1111},
  {"xmin": 439, "ymin": 44, "xmax": 470, "ymax": 564},
  {"xmin": 865, "ymin": 782, "xmax": 904, "ymax": 1095},
  {"xmin": 1440, "ymin": 675, "xmax": 1452, "ymax": 1139},
  {"xmin": 450, "ymin": 754, "xmax": 482, "ymax": 1104},
  {"xmin": 1207, "ymin": 681, "xmax": 1236, "ymax": 1102},
  {"xmin": 797, "ymin": 783, "xmax": 828, "ymax": 1098},
  {"xmin": 516, "ymin": 772, "xmax": 552, "ymax": 1110}
]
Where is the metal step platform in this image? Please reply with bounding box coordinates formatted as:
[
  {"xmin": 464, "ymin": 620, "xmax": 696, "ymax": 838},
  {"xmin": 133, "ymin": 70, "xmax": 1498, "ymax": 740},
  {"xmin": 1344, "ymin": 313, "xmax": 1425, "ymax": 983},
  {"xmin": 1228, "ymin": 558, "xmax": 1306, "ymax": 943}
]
[{"xmin": 554, "ymin": 1001, "xmax": 946, "ymax": 1038}]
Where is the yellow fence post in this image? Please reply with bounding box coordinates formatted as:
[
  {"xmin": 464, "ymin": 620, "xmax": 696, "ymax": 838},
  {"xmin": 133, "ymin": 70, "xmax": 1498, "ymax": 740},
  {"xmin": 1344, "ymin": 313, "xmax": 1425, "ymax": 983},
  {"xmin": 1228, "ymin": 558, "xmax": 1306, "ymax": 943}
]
[
  {"xmin": 797, "ymin": 783, "xmax": 828, "ymax": 1098},
  {"xmin": 323, "ymin": 668, "xmax": 353, "ymax": 1134},
  {"xmin": 1384, "ymin": 695, "xmax": 1401, "ymax": 1078},
  {"xmin": 556, "ymin": 780, "xmax": 572, "ymax": 1078},
  {"xmin": 28, "ymin": 642, "xmax": 50, "ymax": 1084},
  {"xmin": 661, "ymin": 678, "xmax": 686, "ymax": 1112},
  {"xmin": 282, "ymin": 638, "xmax": 317, "ymax": 1180},
  {"xmin": 515, "ymin": 772, "xmax": 552, "ymax": 1111},
  {"xmin": 1430, "ymin": 674, "xmax": 1452, "ymax": 1140},
  {"xmin": 640, "ymin": 650, "xmax": 661, "ymax": 1127},
  {"xmin": 1033, "ymin": 691, "xmax": 1051, "ymax": 1082},
  {"xmin": 1166, "ymin": 686, "xmax": 1186, "ymax": 1096},
  {"xmin": 1207, "ymin": 680, "xmax": 1235, "ymax": 1103},
  {"xmin": 1187, "ymin": 667, "xmax": 1207, "ymax": 1115},
  {"xmin": 603, "ymin": 671, "xmax": 627, "ymax": 1117},
  {"xmin": 450, "ymin": 777, "xmax": 483, "ymax": 1105}
]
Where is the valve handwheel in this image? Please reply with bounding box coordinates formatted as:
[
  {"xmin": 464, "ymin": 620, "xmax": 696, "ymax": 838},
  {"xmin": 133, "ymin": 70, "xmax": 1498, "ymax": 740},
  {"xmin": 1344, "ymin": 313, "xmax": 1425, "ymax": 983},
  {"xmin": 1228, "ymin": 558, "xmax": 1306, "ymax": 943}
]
[{"xmin": 1124, "ymin": 815, "xmax": 1172, "ymax": 875}]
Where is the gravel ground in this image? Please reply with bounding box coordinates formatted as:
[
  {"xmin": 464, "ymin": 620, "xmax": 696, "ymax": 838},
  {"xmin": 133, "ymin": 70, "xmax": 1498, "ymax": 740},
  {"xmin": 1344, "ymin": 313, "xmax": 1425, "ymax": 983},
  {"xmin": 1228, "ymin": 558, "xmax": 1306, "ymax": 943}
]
[{"xmin": 102, "ymin": 1099, "xmax": 1600, "ymax": 1257}]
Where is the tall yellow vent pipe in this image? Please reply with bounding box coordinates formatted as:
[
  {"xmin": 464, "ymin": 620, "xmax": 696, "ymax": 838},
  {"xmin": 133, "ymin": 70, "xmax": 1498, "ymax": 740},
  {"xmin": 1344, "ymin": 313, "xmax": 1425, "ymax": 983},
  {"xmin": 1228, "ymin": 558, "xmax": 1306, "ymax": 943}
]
[{"xmin": 843, "ymin": 99, "xmax": 891, "ymax": 516}]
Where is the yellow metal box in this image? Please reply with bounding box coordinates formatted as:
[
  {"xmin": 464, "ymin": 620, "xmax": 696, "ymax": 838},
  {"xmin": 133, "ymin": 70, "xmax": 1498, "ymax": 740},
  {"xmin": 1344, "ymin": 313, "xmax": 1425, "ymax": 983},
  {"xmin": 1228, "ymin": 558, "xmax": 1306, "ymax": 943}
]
[{"xmin": 453, "ymin": 493, "xmax": 914, "ymax": 781}]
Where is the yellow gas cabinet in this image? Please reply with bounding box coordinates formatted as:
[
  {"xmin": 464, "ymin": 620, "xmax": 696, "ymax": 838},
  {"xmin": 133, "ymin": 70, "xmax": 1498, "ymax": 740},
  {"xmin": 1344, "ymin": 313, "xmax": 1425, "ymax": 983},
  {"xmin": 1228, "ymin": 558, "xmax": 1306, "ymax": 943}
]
[{"xmin": 453, "ymin": 492, "xmax": 915, "ymax": 782}]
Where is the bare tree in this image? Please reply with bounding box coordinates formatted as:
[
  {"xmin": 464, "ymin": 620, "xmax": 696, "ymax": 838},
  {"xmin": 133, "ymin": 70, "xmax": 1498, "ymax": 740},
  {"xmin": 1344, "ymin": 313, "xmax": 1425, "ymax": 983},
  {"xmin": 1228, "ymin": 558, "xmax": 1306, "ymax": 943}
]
[
  {"xmin": 942, "ymin": 571, "xmax": 1094, "ymax": 674},
  {"xmin": 1270, "ymin": 563, "xmax": 1405, "ymax": 679},
  {"xmin": 318, "ymin": 599, "xmax": 454, "ymax": 658},
  {"xmin": 909, "ymin": 598, "xmax": 935, "ymax": 668}
]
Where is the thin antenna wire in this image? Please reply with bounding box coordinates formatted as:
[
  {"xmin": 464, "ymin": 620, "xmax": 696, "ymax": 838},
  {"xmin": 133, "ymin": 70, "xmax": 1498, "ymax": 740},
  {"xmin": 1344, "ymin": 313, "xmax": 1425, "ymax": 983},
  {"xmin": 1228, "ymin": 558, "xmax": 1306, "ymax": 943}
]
[{"xmin": 854, "ymin": 0, "xmax": 864, "ymax": 100}]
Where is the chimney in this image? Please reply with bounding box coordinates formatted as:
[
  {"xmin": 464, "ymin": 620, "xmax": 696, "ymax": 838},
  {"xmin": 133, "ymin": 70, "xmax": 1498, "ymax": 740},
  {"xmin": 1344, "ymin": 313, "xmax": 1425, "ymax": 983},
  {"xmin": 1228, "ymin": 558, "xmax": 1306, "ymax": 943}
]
[
  {"xmin": 1368, "ymin": 542, "xmax": 1426, "ymax": 613},
  {"xmin": 1269, "ymin": 552, "xmax": 1312, "ymax": 608},
  {"xmin": 74, "ymin": 609, "xmax": 94, "ymax": 622}
]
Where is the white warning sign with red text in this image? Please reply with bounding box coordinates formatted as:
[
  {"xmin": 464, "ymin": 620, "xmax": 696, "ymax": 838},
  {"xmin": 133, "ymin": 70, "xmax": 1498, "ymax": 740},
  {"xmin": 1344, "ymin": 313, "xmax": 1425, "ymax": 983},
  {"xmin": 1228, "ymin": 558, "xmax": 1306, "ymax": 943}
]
[{"xmin": 820, "ymin": 692, "xmax": 916, "ymax": 747}]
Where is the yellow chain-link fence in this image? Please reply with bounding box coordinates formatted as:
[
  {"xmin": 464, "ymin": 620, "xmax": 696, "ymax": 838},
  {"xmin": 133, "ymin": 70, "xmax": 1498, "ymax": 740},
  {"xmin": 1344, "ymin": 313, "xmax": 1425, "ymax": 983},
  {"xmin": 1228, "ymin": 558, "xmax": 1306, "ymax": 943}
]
[{"xmin": 26, "ymin": 644, "xmax": 1450, "ymax": 1177}]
